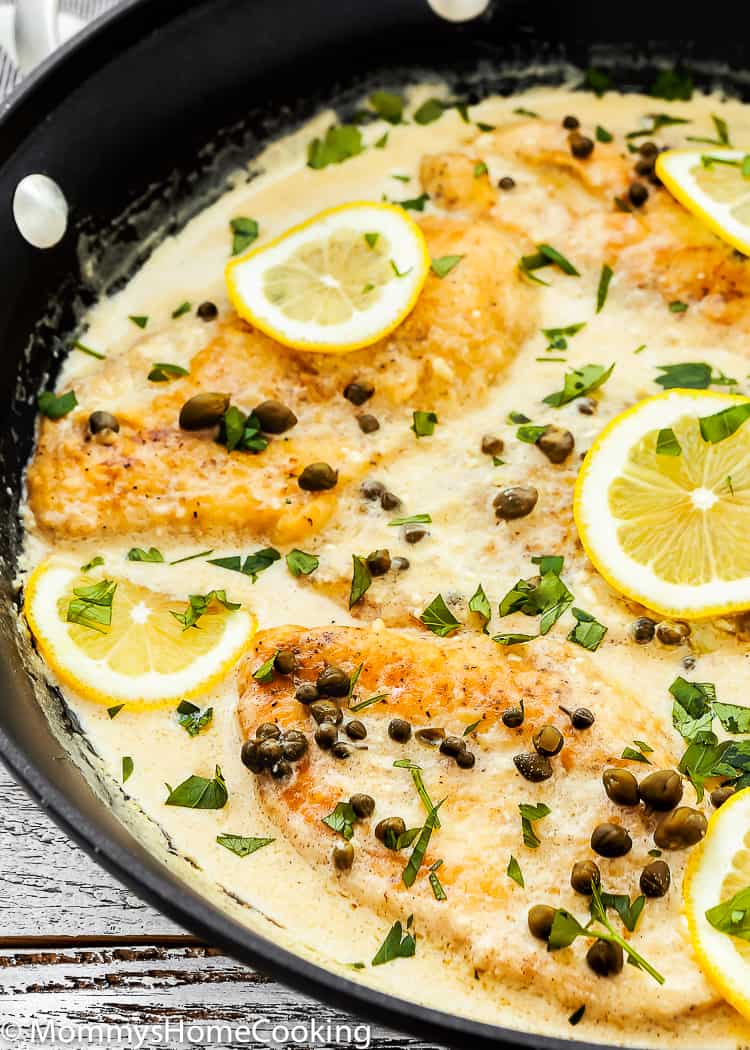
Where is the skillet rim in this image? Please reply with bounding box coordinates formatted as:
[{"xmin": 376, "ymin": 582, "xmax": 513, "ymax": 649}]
[{"xmin": 0, "ymin": 3, "xmax": 654, "ymax": 1048}]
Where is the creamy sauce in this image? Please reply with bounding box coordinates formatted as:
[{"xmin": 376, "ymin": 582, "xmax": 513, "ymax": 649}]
[{"xmin": 19, "ymin": 84, "xmax": 750, "ymax": 1048}]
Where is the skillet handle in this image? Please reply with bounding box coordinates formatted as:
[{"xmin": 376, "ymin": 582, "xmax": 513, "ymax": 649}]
[{"xmin": 13, "ymin": 0, "xmax": 59, "ymax": 74}]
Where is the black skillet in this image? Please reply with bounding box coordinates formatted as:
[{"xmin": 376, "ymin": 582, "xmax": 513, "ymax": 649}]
[{"xmin": 0, "ymin": 2, "xmax": 744, "ymax": 1047}]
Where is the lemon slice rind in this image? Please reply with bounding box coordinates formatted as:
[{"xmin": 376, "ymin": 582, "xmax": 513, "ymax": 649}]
[
  {"xmin": 574, "ymin": 390, "xmax": 750, "ymax": 619},
  {"xmin": 24, "ymin": 561, "xmax": 254, "ymax": 708},
  {"xmin": 225, "ymin": 201, "xmax": 430, "ymax": 353},
  {"xmin": 684, "ymin": 787, "xmax": 750, "ymax": 1023},
  {"xmin": 656, "ymin": 149, "xmax": 750, "ymax": 257}
]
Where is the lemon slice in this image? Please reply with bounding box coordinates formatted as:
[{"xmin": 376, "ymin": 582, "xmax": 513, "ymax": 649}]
[
  {"xmin": 574, "ymin": 391, "xmax": 750, "ymax": 619},
  {"xmin": 656, "ymin": 149, "xmax": 750, "ymax": 256},
  {"xmin": 225, "ymin": 201, "xmax": 430, "ymax": 353},
  {"xmin": 24, "ymin": 560, "xmax": 254, "ymax": 707},
  {"xmin": 684, "ymin": 788, "xmax": 750, "ymax": 1021}
]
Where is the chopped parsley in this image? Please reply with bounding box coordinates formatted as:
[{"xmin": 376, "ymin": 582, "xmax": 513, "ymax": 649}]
[
  {"xmin": 541, "ymin": 322, "xmax": 586, "ymax": 352},
  {"xmin": 621, "ymin": 739, "xmax": 654, "ymax": 764},
  {"xmin": 388, "ymin": 513, "xmax": 432, "ymax": 526},
  {"xmin": 468, "ymin": 583, "xmax": 491, "ymax": 632},
  {"xmin": 164, "ymin": 766, "xmax": 228, "ymax": 809},
  {"xmin": 229, "ymin": 216, "xmax": 259, "ymax": 255},
  {"xmin": 411, "ymin": 410, "xmax": 438, "ymax": 437},
  {"xmin": 687, "ymin": 114, "xmax": 732, "ymax": 147},
  {"xmin": 569, "ymin": 1006, "xmax": 586, "ymax": 1027},
  {"xmin": 176, "ymin": 700, "xmax": 213, "ymax": 737},
  {"xmin": 218, "ymin": 405, "xmax": 269, "ymax": 454},
  {"xmin": 654, "ymin": 362, "xmax": 737, "ymax": 390},
  {"xmin": 126, "ymin": 546, "xmax": 164, "ymax": 563},
  {"xmin": 349, "ymin": 555, "xmax": 372, "ymax": 607},
  {"xmin": 209, "ymin": 548, "xmax": 280, "ymax": 581},
  {"xmin": 73, "ymin": 340, "xmax": 105, "ymax": 360},
  {"xmin": 596, "ymin": 264, "xmax": 614, "ymax": 313},
  {"xmin": 148, "ymin": 362, "xmax": 189, "ymax": 382},
  {"xmin": 669, "ymin": 300, "xmax": 689, "ymax": 313},
  {"xmin": 348, "ymin": 692, "xmax": 389, "ymax": 713},
  {"xmin": 670, "ymin": 675, "xmax": 750, "ymax": 797},
  {"xmin": 519, "ymin": 243, "xmax": 580, "ymax": 284},
  {"xmin": 516, "ymin": 423, "xmax": 547, "ymax": 444},
  {"xmin": 307, "ymin": 125, "xmax": 364, "ymax": 170},
  {"xmin": 216, "ymin": 834, "xmax": 274, "ymax": 857},
  {"xmin": 473, "ymin": 161, "xmax": 488, "ymax": 178},
  {"xmin": 402, "ymin": 800, "xmax": 444, "ymax": 888},
  {"xmin": 107, "ymin": 704, "xmax": 124, "ymax": 719},
  {"xmin": 567, "ymin": 607, "xmax": 607, "ymax": 651},
  {"xmin": 371, "ymin": 920, "xmax": 416, "ymax": 966},
  {"xmin": 122, "ymin": 756, "xmax": 133, "ymax": 783},
  {"xmin": 584, "ymin": 67, "xmax": 611, "ymax": 95},
  {"xmin": 651, "ymin": 68, "xmax": 693, "ymax": 102},
  {"xmin": 519, "ymin": 802, "xmax": 551, "ymax": 849},
  {"xmin": 543, "ymin": 362, "xmax": 614, "ymax": 407},
  {"xmin": 170, "ymin": 590, "xmax": 240, "ymax": 630},
  {"xmin": 322, "ymin": 800, "xmax": 358, "ymax": 840},
  {"xmin": 413, "ymin": 98, "xmax": 446, "ymax": 125},
  {"xmin": 38, "ymin": 390, "xmax": 77, "ymax": 420},
  {"xmin": 431, "ymin": 254, "xmax": 464, "ymax": 278},
  {"xmin": 494, "ymin": 554, "xmax": 573, "ymax": 644},
  {"xmin": 172, "ymin": 301, "xmax": 191, "ymax": 319},
  {"xmin": 699, "ymin": 402, "xmax": 750, "ymax": 444},
  {"xmin": 656, "ymin": 427, "xmax": 682, "ymax": 456},
  {"xmin": 252, "ymin": 651, "xmax": 278, "ymax": 684},
  {"xmin": 285, "ymin": 549, "xmax": 319, "ymax": 577},
  {"xmin": 595, "ymin": 125, "xmax": 613, "ymax": 143},
  {"xmin": 81, "ymin": 556, "xmax": 104, "ymax": 573},
  {"xmin": 507, "ymin": 855, "xmax": 525, "ymax": 887},
  {"xmin": 368, "ymin": 90, "xmax": 404, "ymax": 124},
  {"xmin": 129, "ymin": 315, "xmax": 148, "ymax": 329},
  {"xmin": 706, "ymin": 886, "xmax": 750, "ymax": 942},
  {"xmin": 428, "ymin": 860, "xmax": 447, "ymax": 901},
  {"xmin": 420, "ymin": 594, "xmax": 461, "ymax": 637},
  {"xmin": 395, "ymin": 193, "xmax": 430, "ymax": 212},
  {"xmin": 170, "ymin": 549, "xmax": 214, "ymax": 565},
  {"xmin": 66, "ymin": 579, "xmax": 116, "ymax": 633},
  {"xmin": 626, "ymin": 113, "xmax": 690, "ymax": 140}
]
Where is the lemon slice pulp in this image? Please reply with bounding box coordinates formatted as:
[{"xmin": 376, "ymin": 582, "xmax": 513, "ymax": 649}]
[
  {"xmin": 685, "ymin": 788, "xmax": 750, "ymax": 1022},
  {"xmin": 225, "ymin": 201, "xmax": 430, "ymax": 353},
  {"xmin": 656, "ymin": 149, "xmax": 750, "ymax": 256},
  {"xmin": 24, "ymin": 560, "xmax": 254, "ymax": 707},
  {"xmin": 574, "ymin": 391, "xmax": 750, "ymax": 618}
]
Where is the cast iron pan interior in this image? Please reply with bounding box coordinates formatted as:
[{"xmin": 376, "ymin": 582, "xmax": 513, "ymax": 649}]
[{"xmin": 0, "ymin": 1, "xmax": 748, "ymax": 1046}]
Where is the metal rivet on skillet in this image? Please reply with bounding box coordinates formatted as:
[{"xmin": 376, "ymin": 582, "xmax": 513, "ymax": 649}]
[{"xmin": 13, "ymin": 174, "xmax": 69, "ymax": 249}]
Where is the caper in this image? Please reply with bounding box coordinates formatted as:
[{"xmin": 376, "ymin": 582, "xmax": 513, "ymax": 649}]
[
  {"xmin": 298, "ymin": 462, "xmax": 338, "ymax": 491},
  {"xmin": 375, "ymin": 816, "xmax": 406, "ymax": 847},
  {"xmin": 560, "ymin": 705, "xmax": 595, "ymax": 730},
  {"xmin": 345, "ymin": 720, "xmax": 367, "ymax": 741},
  {"xmin": 533, "ymin": 725, "xmax": 564, "ymax": 757},
  {"xmin": 366, "ymin": 549, "xmax": 391, "ymax": 577},
  {"xmin": 635, "ymin": 157, "xmax": 655, "ymax": 177},
  {"xmin": 179, "ymin": 392, "xmax": 230, "ymax": 430},
  {"xmin": 253, "ymin": 399, "xmax": 297, "ymax": 434},
  {"xmin": 498, "ymin": 176, "xmax": 515, "ymax": 191},
  {"xmin": 404, "ymin": 523, "xmax": 428, "ymax": 544},
  {"xmin": 571, "ymin": 859, "xmax": 601, "ymax": 895},
  {"xmin": 295, "ymin": 682, "xmax": 319, "ymax": 704},
  {"xmin": 591, "ymin": 822, "xmax": 633, "ymax": 858},
  {"xmin": 333, "ymin": 842, "xmax": 355, "ymax": 870},
  {"xmin": 196, "ymin": 300, "xmax": 218, "ymax": 320},
  {"xmin": 392, "ymin": 556, "xmax": 410, "ymax": 572},
  {"xmin": 577, "ymin": 397, "xmax": 597, "ymax": 416},
  {"xmin": 653, "ymin": 807, "xmax": 707, "ymax": 850},
  {"xmin": 271, "ymin": 759, "xmax": 292, "ymax": 779},
  {"xmin": 586, "ymin": 939, "xmax": 623, "ymax": 977},
  {"xmin": 357, "ymin": 413, "xmax": 380, "ymax": 434},
  {"xmin": 256, "ymin": 722, "xmax": 282, "ymax": 741},
  {"xmin": 240, "ymin": 739, "xmax": 264, "ymax": 774},
  {"xmin": 639, "ymin": 141, "xmax": 659, "ymax": 158},
  {"xmin": 274, "ymin": 649, "xmax": 296, "ymax": 675},
  {"xmin": 388, "ymin": 718, "xmax": 412, "ymax": 743},
  {"xmin": 415, "ymin": 727, "xmax": 445, "ymax": 745},
  {"xmin": 331, "ymin": 741, "xmax": 352, "ymax": 759},
  {"xmin": 502, "ymin": 706, "xmax": 525, "ymax": 728},
  {"xmin": 602, "ymin": 768, "xmax": 640, "ymax": 807},
  {"xmin": 569, "ymin": 132, "xmax": 594, "ymax": 159},
  {"xmin": 481, "ymin": 434, "xmax": 504, "ymax": 456},
  {"xmin": 316, "ymin": 666, "xmax": 351, "ymax": 698},
  {"xmin": 350, "ymin": 793, "xmax": 375, "ymax": 819},
  {"xmin": 711, "ymin": 785, "xmax": 735, "ymax": 808},
  {"xmin": 440, "ymin": 735, "xmax": 466, "ymax": 757},
  {"xmin": 528, "ymin": 904, "xmax": 556, "ymax": 942},
  {"xmin": 638, "ymin": 769, "xmax": 683, "ymax": 811},
  {"xmin": 630, "ymin": 616, "xmax": 656, "ymax": 644},
  {"xmin": 314, "ymin": 722, "xmax": 338, "ymax": 750},
  {"xmin": 361, "ymin": 479, "xmax": 385, "ymax": 501},
  {"xmin": 655, "ymin": 620, "xmax": 690, "ymax": 646},
  {"xmin": 88, "ymin": 410, "xmax": 120, "ymax": 435},
  {"xmin": 380, "ymin": 490, "xmax": 402, "ymax": 511},
  {"xmin": 494, "ymin": 486, "xmax": 538, "ymax": 520},
  {"xmin": 281, "ymin": 730, "xmax": 308, "ymax": 762},
  {"xmin": 562, "ymin": 114, "xmax": 580, "ymax": 130},
  {"xmin": 258, "ymin": 739, "xmax": 283, "ymax": 768},
  {"xmin": 640, "ymin": 859, "xmax": 671, "ymax": 898},
  {"xmin": 682, "ymin": 654, "xmax": 696, "ymax": 671},
  {"xmin": 514, "ymin": 752, "xmax": 553, "ymax": 782},
  {"xmin": 309, "ymin": 700, "xmax": 342, "ymax": 725},
  {"xmin": 344, "ymin": 380, "xmax": 374, "ymax": 406},
  {"xmin": 628, "ymin": 182, "xmax": 649, "ymax": 207},
  {"xmin": 537, "ymin": 426, "xmax": 575, "ymax": 465},
  {"xmin": 456, "ymin": 749, "xmax": 476, "ymax": 769}
]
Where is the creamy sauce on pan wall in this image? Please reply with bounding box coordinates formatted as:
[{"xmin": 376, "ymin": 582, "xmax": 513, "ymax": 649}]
[{"xmin": 18, "ymin": 85, "xmax": 750, "ymax": 1047}]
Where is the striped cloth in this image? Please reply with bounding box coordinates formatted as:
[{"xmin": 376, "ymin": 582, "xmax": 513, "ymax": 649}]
[{"xmin": 1, "ymin": 0, "xmax": 116, "ymax": 96}]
